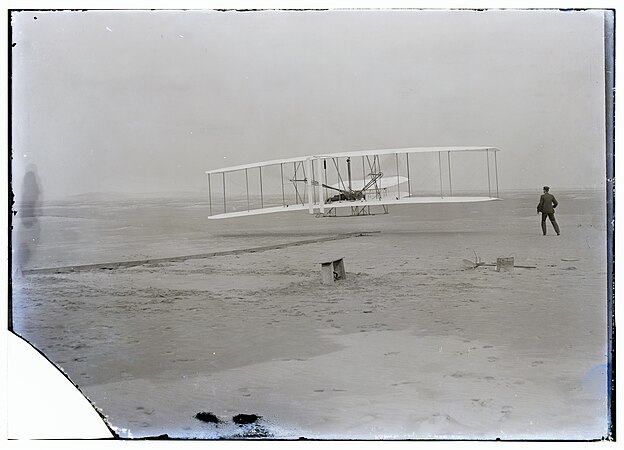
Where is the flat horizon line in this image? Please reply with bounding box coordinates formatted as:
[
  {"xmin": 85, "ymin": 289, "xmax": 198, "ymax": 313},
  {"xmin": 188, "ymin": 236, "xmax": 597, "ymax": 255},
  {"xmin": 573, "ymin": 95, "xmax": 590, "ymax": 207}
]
[{"xmin": 12, "ymin": 187, "xmax": 607, "ymax": 206}]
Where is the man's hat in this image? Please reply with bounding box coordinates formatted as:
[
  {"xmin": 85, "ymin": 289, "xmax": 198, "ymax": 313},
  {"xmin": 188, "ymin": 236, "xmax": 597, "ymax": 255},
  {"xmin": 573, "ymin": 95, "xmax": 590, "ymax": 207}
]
[{"xmin": 543, "ymin": 186, "xmax": 550, "ymax": 191}]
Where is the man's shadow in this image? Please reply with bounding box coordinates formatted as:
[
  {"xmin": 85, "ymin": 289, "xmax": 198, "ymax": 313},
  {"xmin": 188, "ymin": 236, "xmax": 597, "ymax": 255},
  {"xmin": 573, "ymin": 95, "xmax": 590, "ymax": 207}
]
[{"xmin": 13, "ymin": 164, "xmax": 43, "ymax": 277}]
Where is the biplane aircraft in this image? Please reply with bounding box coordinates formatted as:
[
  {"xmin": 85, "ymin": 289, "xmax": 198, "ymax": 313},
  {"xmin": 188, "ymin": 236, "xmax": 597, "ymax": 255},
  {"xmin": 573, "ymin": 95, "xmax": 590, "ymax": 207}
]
[{"xmin": 205, "ymin": 146, "xmax": 500, "ymax": 219}]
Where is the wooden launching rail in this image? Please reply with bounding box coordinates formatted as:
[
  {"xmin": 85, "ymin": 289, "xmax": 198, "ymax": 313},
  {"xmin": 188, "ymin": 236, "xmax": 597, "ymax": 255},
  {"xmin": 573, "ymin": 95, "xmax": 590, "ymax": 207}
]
[{"xmin": 20, "ymin": 232, "xmax": 379, "ymax": 275}]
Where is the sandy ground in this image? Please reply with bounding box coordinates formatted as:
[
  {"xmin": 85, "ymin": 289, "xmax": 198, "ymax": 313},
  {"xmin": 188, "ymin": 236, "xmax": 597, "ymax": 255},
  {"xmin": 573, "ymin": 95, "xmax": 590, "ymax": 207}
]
[{"xmin": 10, "ymin": 190, "xmax": 610, "ymax": 439}]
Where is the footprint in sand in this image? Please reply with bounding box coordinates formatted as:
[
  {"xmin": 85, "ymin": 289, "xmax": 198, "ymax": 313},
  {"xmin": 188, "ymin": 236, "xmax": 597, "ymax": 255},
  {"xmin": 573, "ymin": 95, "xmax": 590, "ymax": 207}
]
[
  {"xmin": 471, "ymin": 398, "xmax": 492, "ymax": 408},
  {"xmin": 449, "ymin": 371, "xmax": 469, "ymax": 379},
  {"xmin": 427, "ymin": 413, "xmax": 463, "ymax": 426}
]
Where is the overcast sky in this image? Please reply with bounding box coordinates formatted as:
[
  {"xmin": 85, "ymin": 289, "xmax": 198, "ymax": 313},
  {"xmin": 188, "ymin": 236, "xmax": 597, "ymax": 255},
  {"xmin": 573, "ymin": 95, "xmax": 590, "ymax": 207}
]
[{"xmin": 11, "ymin": 9, "xmax": 608, "ymax": 200}]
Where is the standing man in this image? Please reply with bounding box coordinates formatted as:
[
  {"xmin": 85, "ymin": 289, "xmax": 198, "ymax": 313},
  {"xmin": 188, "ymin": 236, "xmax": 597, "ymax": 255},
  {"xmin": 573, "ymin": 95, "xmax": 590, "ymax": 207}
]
[{"xmin": 537, "ymin": 186, "xmax": 560, "ymax": 236}]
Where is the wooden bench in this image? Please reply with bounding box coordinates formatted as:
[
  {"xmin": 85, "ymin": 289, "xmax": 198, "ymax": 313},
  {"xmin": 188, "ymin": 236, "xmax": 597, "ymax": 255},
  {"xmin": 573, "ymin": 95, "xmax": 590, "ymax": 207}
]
[{"xmin": 320, "ymin": 258, "xmax": 346, "ymax": 284}]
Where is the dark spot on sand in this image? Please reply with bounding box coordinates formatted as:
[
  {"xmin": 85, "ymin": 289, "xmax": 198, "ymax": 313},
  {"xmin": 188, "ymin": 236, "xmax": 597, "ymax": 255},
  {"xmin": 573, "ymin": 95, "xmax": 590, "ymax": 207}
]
[
  {"xmin": 143, "ymin": 434, "xmax": 169, "ymax": 440},
  {"xmin": 232, "ymin": 413, "xmax": 261, "ymax": 425},
  {"xmin": 231, "ymin": 424, "xmax": 272, "ymax": 438},
  {"xmin": 195, "ymin": 411, "xmax": 221, "ymax": 424}
]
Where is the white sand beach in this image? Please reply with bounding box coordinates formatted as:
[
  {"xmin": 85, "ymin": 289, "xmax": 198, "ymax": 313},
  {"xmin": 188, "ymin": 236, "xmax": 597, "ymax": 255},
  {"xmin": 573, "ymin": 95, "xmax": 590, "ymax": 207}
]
[{"xmin": 10, "ymin": 190, "xmax": 610, "ymax": 440}]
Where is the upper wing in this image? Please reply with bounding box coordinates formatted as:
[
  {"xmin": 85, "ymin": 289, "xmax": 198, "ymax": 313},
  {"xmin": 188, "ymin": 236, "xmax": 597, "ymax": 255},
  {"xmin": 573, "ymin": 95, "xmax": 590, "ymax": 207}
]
[
  {"xmin": 205, "ymin": 146, "xmax": 496, "ymax": 174},
  {"xmin": 205, "ymin": 155, "xmax": 309, "ymax": 175}
]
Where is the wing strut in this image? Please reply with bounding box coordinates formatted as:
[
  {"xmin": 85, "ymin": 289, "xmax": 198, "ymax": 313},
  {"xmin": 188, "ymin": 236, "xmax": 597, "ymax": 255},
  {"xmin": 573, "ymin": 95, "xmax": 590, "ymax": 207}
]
[
  {"xmin": 306, "ymin": 158, "xmax": 313, "ymax": 214},
  {"xmin": 395, "ymin": 153, "xmax": 401, "ymax": 199},
  {"xmin": 486, "ymin": 149, "xmax": 492, "ymax": 198},
  {"xmin": 316, "ymin": 158, "xmax": 325, "ymax": 214},
  {"xmin": 259, "ymin": 166, "xmax": 264, "ymax": 209},
  {"xmin": 347, "ymin": 157, "xmax": 352, "ymax": 190},
  {"xmin": 494, "ymin": 150, "xmax": 499, "ymax": 197},
  {"xmin": 447, "ymin": 151, "xmax": 453, "ymax": 196},
  {"xmin": 207, "ymin": 173, "xmax": 212, "ymax": 216},
  {"xmin": 406, "ymin": 153, "xmax": 411, "ymax": 197},
  {"xmin": 323, "ymin": 159, "xmax": 329, "ymax": 202},
  {"xmin": 280, "ymin": 163, "xmax": 286, "ymax": 207},
  {"xmin": 438, "ymin": 152, "xmax": 444, "ymax": 197},
  {"xmin": 245, "ymin": 168, "xmax": 250, "ymax": 211},
  {"xmin": 222, "ymin": 172, "xmax": 227, "ymax": 213}
]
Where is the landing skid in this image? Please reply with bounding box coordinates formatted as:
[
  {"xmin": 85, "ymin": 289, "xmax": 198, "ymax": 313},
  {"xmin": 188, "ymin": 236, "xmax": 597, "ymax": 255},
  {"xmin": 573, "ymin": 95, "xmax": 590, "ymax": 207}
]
[{"xmin": 315, "ymin": 204, "xmax": 390, "ymax": 218}]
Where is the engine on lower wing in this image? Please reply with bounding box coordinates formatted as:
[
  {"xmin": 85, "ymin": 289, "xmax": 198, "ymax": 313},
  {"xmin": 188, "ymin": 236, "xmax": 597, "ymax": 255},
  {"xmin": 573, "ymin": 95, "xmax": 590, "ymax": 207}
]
[{"xmin": 326, "ymin": 191, "xmax": 366, "ymax": 203}]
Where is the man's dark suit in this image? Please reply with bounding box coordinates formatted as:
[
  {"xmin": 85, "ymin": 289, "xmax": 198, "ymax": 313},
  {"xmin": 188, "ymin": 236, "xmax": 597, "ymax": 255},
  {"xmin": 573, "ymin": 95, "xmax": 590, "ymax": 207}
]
[{"xmin": 537, "ymin": 192, "xmax": 560, "ymax": 235}]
